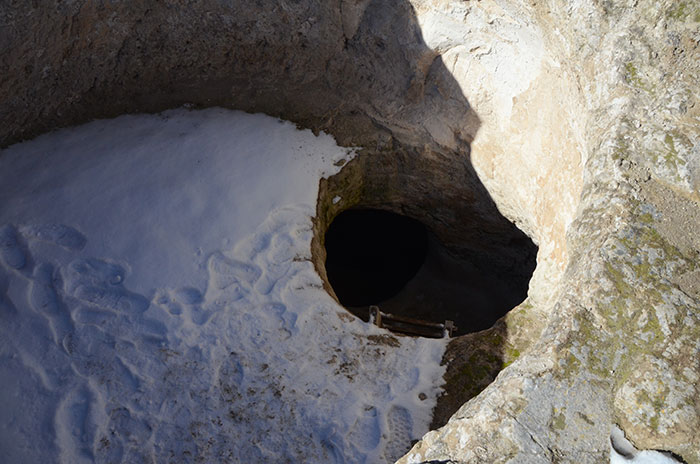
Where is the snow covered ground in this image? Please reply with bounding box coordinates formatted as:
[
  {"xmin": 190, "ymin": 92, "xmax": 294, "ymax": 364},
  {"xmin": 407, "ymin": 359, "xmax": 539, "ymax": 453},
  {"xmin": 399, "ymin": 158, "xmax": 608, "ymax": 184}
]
[{"xmin": 0, "ymin": 109, "xmax": 447, "ymax": 463}]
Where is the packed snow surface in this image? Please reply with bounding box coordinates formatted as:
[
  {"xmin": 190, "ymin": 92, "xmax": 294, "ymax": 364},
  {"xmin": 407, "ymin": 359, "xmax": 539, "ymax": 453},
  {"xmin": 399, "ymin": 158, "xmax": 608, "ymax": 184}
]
[
  {"xmin": 611, "ymin": 448, "xmax": 683, "ymax": 464},
  {"xmin": 611, "ymin": 451, "xmax": 683, "ymax": 464},
  {"xmin": 0, "ymin": 108, "xmax": 447, "ymax": 463},
  {"xmin": 609, "ymin": 426, "xmax": 683, "ymax": 464}
]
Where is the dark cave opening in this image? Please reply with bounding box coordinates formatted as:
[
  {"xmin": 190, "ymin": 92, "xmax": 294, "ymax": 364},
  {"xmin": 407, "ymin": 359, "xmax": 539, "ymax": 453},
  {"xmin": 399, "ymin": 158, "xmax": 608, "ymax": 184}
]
[
  {"xmin": 324, "ymin": 207, "xmax": 537, "ymax": 336},
  {"xmin": 324, "ymin": 209, "xmax": 429, "ymax": 307}
]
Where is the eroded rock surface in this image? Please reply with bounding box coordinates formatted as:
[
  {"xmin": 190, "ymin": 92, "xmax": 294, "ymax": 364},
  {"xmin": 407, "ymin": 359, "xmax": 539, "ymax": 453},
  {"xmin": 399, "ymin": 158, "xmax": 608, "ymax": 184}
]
[
  {"xmin": 1, "ymin": 0, "xmax": 698, "ymax": 462},
  {"xmin": 400, "ymin": 1, "xmax": 700, "ymax": 463}
]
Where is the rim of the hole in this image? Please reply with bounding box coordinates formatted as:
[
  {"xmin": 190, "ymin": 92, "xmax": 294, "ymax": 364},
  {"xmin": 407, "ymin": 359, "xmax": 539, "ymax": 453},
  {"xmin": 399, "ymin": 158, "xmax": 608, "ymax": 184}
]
[{"xmin": 311, "ymin": 151, "xmax": 539, "ymax": 341}]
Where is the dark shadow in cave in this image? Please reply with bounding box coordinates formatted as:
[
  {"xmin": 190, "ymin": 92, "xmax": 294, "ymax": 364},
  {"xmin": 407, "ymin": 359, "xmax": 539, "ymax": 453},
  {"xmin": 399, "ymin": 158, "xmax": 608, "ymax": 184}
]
[
  {"xmin": 325, "ymin": 209, "xmax": 429, "ymax": 307},
  {"xmin": 324, "ymin": 208, "xmax": 537, "ymax": 336}
]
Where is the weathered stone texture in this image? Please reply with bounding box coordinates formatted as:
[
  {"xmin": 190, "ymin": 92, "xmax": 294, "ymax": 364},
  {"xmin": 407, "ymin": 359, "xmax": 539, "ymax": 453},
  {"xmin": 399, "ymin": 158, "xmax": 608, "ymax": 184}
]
[{"xmin": 401, "ymin": 1, "xmax": 700, "ymax": 463}]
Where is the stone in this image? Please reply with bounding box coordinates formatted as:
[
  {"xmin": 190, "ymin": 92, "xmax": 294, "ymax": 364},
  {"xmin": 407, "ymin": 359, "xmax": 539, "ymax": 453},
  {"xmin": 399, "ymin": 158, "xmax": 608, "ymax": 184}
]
[{"xmin": 1, "ymin": 0, "xmax": 698, "ymax": 462}]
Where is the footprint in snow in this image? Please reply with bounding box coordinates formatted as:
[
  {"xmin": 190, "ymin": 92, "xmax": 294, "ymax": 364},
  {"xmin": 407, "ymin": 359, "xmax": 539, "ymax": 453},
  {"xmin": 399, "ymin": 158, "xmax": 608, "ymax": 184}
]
[
  {"xmin": 0, "ymin": 268, "xmax": 17, "ymax": 317},
  {"xmin": 54, "ymin": 384, "xmax": 97, "ymax": 464},
  {"xmin": 0, "ymin": 224, "xmax": 28, "ymax": 270},
  {"xmin": 267, "ymin": 233, "xmax": 296, "ymax": 265},
  {"xmin": 233, "ymin": 232, "xmax": 271, "ymax": 262},
  {"xmin": 209, "ymin": 282, "xmax": 247, "ymax": 309},
  {"xmin": 258, "ymin": 302, "xmax": 297, "ymax": 333},
  {"xmin": 74, "ymin": 305, "xmax": 123, "ymax": 328},
  {"xmin": 23, "ymin": 224, "xmax": 87, "ymax": 251},
  {"xmin": 206, "ymin": 253, "xmax": 263, "ymax": 310},
  {"xmin": 65, "ymin": 258, "xmax": 126, "ymax": 292},
  {"xmin": 347, "ymin": 405, "xmax": 381, "ymax": 452},
  {"xmin": 151, "ymin": 286, "xmax": 208, "ymax": 326},
  {"xmin": 173, "ymin": 287, "xmax": 204, "ymax": 305},
  {"xmin": 62, "ymin": 332, "xmax": 76, "ymax": 355},
  {"xmin": 153, "ymin": 291, "xmax": 184, "ymax": 316},
  {"xmin": 29, "ymin": 263, "xmax": 74, "ymax": 349},
  {"xmin": 255, "ymin": 264, "xmax": 292, "ymax": 296},
  {"xmin": 186, "ymin": 304, "xmax": 214, "ymax": 326},
  {"xmin": 154, "ymin": 289, "xmax": 212, "ymax": 327},
  {"xmin": 382, "ymin": 405, "xmax": 414, "ymax": 463},
  {"xmin": 67, "ymin": 258, "xmax": 149, "ymax": 316},
  {"xmin": 253, "ymin": 234, "xmax": 299, "ymax": 296},
  {"xmin": 74, "ymin": 284, "xmax": 149, "ymax": 316},
  {"xmin": 207, "ymin": 252, "xmax": 261, "ymax": 288}
]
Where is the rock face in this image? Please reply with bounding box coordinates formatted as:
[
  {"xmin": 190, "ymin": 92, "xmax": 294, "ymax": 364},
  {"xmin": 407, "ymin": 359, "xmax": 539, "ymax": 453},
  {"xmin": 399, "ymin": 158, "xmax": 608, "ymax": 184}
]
[
  {"xmin": 1, "ymin": 0, "xmax": 699, "ymax": 463},
  {"xmin": 399, "ymin": 2, "xmax": 700, "ymax": 463}
]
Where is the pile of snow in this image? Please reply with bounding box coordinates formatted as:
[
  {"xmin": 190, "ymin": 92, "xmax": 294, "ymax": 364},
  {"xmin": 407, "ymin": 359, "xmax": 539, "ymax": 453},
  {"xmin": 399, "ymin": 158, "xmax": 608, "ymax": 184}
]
[
  {"xmin": 0, "ymin": 108, "xmax": 447, "ymax": 463},
  {"xmin": 610, "ymin": 426, "xmax": 683, "ymax": 464}
]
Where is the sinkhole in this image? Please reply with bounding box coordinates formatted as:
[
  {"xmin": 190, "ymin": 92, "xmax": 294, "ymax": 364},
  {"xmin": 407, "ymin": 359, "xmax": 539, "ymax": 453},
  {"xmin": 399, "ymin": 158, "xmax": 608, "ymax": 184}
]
[{"xmin": 315, "ymin": 149, "xmax": 539, "ymax": 338}]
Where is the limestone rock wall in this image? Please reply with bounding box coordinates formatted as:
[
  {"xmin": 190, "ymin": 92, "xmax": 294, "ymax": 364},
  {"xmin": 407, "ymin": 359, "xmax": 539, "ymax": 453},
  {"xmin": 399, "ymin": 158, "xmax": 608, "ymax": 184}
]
[
  {"xmin": 413, "ymin": 0, "xmax": 587, "ymax": 310},
  {"xmin": 0, "ymin": 0, "xmax": 475, "ymax": 151},
  {"xmin": 401, "ymin": 1, "xmax": 700, "ymax": 463}
]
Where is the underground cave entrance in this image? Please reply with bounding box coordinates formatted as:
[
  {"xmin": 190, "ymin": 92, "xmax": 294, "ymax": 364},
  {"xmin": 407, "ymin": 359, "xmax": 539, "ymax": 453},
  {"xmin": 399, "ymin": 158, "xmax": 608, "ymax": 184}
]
[
  {"xmin": 325, "ymin": 209, "xmax": 429, "ymax": 307},
  {"xmin": 323, "ymin": 207, "xmax": 537, "ymax": 337}
]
